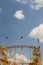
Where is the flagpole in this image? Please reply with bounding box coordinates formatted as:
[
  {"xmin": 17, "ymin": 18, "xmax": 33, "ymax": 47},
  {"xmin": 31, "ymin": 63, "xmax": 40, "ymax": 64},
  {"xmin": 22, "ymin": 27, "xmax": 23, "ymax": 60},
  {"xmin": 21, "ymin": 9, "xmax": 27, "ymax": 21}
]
[
  {"xmin": 5, "ymin": 36, "xmax": 8, "ymax": 47},
  {"xmin": 5, "ymin": 36, "xmax": 8, "ymax": 60},
  {"xmin": 20, "ymin": 36, "xmax": 24, "ymax": 64},
  {"xmin": 37, "ymin": 38, "xmax": 42, "ymax": 65}
]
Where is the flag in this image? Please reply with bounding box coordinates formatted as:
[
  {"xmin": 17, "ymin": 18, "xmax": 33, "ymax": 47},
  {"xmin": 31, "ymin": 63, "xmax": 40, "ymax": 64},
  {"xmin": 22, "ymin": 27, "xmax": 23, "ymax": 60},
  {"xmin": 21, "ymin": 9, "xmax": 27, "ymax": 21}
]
[
  {"xmin": 37, "ymin": 38, "xmax": 39, "ymax": 42},
  {"xmin": 6, "ymin": 36, "xmax": 8, "ymax": 39},
  {"xmin": 20, "ymin": 36, "xmax": 23, "ymax": 40}
]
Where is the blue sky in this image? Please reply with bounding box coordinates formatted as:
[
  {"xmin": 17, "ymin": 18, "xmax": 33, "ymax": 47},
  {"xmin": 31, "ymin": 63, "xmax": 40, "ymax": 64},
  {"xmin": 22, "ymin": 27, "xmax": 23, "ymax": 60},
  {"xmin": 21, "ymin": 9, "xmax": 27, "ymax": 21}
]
[{"xmin": 0, "ymin": 0, "xmax": 43, "ymax": 61}]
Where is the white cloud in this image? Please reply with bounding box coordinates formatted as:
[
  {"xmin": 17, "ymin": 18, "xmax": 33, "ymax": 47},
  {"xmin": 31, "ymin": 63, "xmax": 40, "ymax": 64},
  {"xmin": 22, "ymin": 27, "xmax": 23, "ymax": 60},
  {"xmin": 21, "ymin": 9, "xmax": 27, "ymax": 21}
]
[
  {"xmin": 7, "ymin": 53, "xmax": 28, "ymax": 62},
  {"xmin": 19, "ymin": 54, "xmax": 28, "ymax": 62},
  {"xmin": 30, "ymin": 4, "xmax": 40, "ymax": 10},
  {"xmin": 30, "ymin": 0, "xmax": 43, "ymax": 10},
  {"xmin": 7, "ymin": 52, "xmax": 33, "ymax": 63},
  {"xmin": 35, "ymin": 0, "xmax": 43, "ymax": 4},
  {"xmin": 14, "ymin": 10, "xmax": 25, "ymax": 20},
  {"xmin": 15, "ymin": 0, "xmax": 43, "ymax": 10},
  {"xmin": 15, "ymin": 0, "xmax": 28, "ymax": 4},
  {"xmin": 7, "ymin": 53, "xmax": 19, "ymax": 62},
  {"xmin": 29, "ymin": 23, "xmax": 43, "ymax": 43}
]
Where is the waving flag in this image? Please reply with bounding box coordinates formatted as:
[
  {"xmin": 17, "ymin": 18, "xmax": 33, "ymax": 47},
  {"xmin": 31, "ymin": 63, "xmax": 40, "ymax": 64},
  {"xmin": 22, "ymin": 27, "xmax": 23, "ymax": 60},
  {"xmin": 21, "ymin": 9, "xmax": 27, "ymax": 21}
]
[
  {"xmin": 6, "ymin": 36, "xmax": 8, "ymax": 39},
  {"xmin": 20, "ymin": 36, "xmax": 23, "ymax": 40},
  {"xmin": 37, "ymin": 38, "xmax": 39, "ymax": 42}
]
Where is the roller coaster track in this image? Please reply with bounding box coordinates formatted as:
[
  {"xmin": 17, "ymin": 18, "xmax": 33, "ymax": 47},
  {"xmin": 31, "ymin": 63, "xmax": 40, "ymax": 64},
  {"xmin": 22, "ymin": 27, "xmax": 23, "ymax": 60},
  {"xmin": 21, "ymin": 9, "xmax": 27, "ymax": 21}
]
[
  {"xmin": 0, "ymin": 58, "xmax": 33, "ymax": 64},
  {"xmin": 3, "ymin": 45, "xmax": 37, "ymax": 49},
  {"xmin": 0, "ymin": 45, "xmax": 41, "ymax": 65}
]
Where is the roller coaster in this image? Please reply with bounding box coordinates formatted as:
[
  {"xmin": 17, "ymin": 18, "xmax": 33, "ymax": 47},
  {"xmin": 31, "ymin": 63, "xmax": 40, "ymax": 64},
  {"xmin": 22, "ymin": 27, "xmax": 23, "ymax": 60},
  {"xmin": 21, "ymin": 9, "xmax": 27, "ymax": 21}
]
[{"xmin": 0, "ymin": 45, "xmax": 42, "ymax": 65}]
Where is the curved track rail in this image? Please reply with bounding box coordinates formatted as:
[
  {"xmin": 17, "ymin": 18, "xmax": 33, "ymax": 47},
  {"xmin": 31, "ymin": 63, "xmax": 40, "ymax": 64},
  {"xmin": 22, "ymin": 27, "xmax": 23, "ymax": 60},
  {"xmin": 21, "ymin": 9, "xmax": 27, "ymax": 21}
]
[
  {"xmin": 0, "ymin": 45, "xmax": 38, "ymax": 65},
  {"xmin": 3, "ymin": 45, "xmax": 37, "ymax": 49}
]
